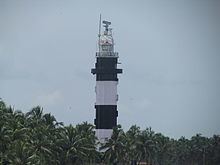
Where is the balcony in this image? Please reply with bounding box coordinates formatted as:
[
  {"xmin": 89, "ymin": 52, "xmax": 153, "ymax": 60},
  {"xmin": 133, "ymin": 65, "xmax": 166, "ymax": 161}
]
[{"xmin": 96, "ymin": 52, "xmax": 119, "ymax": 58}]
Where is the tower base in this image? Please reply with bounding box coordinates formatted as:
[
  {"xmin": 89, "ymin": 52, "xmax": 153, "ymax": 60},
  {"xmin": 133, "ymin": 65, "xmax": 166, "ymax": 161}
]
[{"xmin": 95, "ymin": 129, "xmax": 113, "ymax": 144}]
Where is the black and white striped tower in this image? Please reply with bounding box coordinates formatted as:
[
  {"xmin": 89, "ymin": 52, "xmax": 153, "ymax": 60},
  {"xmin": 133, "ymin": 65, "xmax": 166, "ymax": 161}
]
[{"xmin": 91, "ymin": 20, "xmax": 122, "ymax": 143}]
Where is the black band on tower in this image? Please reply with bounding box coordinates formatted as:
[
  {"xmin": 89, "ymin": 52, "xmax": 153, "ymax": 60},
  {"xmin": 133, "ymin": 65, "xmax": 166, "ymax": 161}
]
[
  {"xmin": 91, "ymin": 57, "xmax": 122, "ymax": 81},
  {"xmin": 94, "ymin": 105, "xmax": 118, "ymax": 129},
  {"xmin": 96, "ymin": 74, "xmax": 118, "ymax": 81}
]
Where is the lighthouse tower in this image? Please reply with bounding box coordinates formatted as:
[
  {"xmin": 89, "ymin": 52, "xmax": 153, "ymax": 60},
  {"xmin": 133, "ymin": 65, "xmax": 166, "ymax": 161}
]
[{"xmin": 91, "ymin": 20, "xmax": 122, "ymax": 143}]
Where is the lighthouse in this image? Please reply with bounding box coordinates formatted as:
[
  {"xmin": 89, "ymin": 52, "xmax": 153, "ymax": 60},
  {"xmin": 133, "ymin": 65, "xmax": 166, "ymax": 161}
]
[{"xmin": 91, "ymin": 20, "xmax": 122, "ymax": 143}]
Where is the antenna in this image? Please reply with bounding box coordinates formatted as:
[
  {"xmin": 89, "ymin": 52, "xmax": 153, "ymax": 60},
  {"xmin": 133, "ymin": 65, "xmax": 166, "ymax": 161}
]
[{"xmin": 98, "ymin": 14, "xmax": 101, "ymax": 52}]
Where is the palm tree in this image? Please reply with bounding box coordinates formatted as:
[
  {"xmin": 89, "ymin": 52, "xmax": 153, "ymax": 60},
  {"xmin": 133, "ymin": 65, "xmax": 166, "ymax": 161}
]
[
  {"xmin": 175, "ymin": 136, "xmax": 191, "ymax": 165},
  {"xmin": 0, "ymin": 124, "xmax": 11, "ymax": 164},
  {"xmin": 75, "ymin": 122, "xmax": 98, "ymax": 163},
  {"xmin": 209, "ymin": 135, "xmax": 220, "ymax": 164},
  {"xmin": 6, "ymin": 140, "xmax": 39, "ymax": 165},
  {"xmin": 100, "ymin": 125, "xmax": 127, "ymax": 164},
  {"xmin": 190, "ymin": 134, "xmax": 209, "ymax": 165},
  {"xmin": 137, "ymin": 127, "xmax": 157, "ymax": 164},
  {"xmin": 153, "ymin": 133, "xmax": 172, "ymax": 165},
  {"xmin": 25, "ymin": 107, "xmax": 56, "ymax": 164},
  {"xmin": 126, "ymin": 125, "xmax": 141, "ymax": 164},
  {"xmin": 55, "ymin": 124, "xmax": 95, "ymax": 164}
]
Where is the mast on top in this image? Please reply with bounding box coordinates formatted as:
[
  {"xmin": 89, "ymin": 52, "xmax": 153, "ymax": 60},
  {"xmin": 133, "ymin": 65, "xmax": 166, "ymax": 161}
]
[{"xmin": 98, "ymin": 14, "xmax": 101, "ymax": 52}]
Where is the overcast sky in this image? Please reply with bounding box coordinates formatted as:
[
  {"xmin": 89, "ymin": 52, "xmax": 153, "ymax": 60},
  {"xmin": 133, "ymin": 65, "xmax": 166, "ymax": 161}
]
[{"xmin": 0, "ymin": 0, "xmax": 220, "ymax": 138}]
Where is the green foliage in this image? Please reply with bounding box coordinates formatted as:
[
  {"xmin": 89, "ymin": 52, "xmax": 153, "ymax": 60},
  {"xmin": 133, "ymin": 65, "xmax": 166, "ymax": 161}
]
[
  {"xmin": 0, "ymin": 100, "xmax": 98, "ymax": 165},
  {"xmin": 0, "ymin": 99, "xmax": 220, "ymax": 165}
]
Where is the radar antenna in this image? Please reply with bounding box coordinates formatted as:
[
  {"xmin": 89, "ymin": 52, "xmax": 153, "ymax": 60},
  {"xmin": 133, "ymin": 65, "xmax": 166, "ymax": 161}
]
[{"xmin": 103, "ymin": 20, "xmax": 111, "ymax": 31}]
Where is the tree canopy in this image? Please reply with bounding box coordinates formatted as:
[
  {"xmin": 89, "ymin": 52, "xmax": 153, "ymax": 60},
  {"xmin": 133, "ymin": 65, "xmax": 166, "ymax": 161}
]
[{"xmin": 0, "ymin": 99, "xmax": 219, "ymax": 165}]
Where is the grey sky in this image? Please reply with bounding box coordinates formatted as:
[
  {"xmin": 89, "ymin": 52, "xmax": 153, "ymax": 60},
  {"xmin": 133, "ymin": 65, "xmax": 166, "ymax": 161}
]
[{"xmin": 0, "ymin": 0, "xmax": 220, "ymax": 138}]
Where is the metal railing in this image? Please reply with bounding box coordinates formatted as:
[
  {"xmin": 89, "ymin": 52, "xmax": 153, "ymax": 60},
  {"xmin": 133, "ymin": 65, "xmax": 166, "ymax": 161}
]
[{"xmin": 96, "ymin": 52, "xmax": 118, "ymax": 57}]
